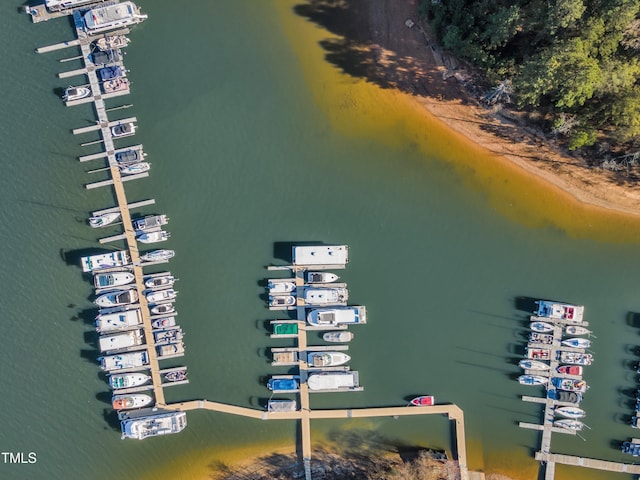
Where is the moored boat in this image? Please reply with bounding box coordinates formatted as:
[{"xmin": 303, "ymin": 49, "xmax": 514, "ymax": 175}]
[
  {"xmin": 561, "ymin": 337, "xmax": 591, "ymax": 349},
  {"xmin": 530, "ymin": 321, "xmax": 554, "ymax": 333},
  {"xmin": 557, "ymin": 365, "xmax": 583, "ymax": 376},
  {"xmin": 553, "ymin": 419, "xmax": 585, "ymax": 431},
  {"xmin": 111, "ymin": 121, "xmax": 136, "ymax": 138},
  {"xmin": 109, "ymin": 372, "xmax": 150, "ymax": 389},
  {"xmin": 269, "ymin": 295, "xmax": 296, "ymax": 308},
  {"xmin": 94, "ymin": 289, "xmax": 138, "ymax": 307},
  {"xmin": 529, "ymin": 332, "xmax": 553, "ymax": 345},
  {"xmin": 120, "ymin": 162, "xmax": 150, "ymax": 175},
  {"xmin": 120, "ymin": 411, "xmax": 187, "ymax": 440},
  {"xmin": 133, "ymin": 215, "xmax": 168, "ymax": 232},
  {"xmin": 565, "ymin": 325, "xmax": 591, "ymax": 336},
  {"xmin": 303, "ymin": 287, "xmax": 348, "ymax": 305},
  {"xmin": 410, "ymin": 395, "xmax": 435, "ymax": 406},
  {"xmin": 89, "ymin": 211, "xmax": 121, "ymax": 228},
  {"xmin": 63, "ymin": 85, "xmax": 91, "ymax": 101},
  {"xmin": 267, "ymin": 377, "xmax": 300, "ymax": 392},
  {"xmin": 146, "ymin": 289, "xmax": 177, "ymax": 303},
  {"xmin": 559, "ymin": 351, "xmax": 593, "ymax": 365},
  {"xmin": 144, "ymin": 274, "xmax": 176, "ymax": 289},
  {"xmin": 267, "ymin": 279, "xmax": 296, "ymax": 294},
  {"xmin": 622, "ymin": 440, "xmax": 640, "ymax": 456},
  {"xmin": 112, "ymin": 393, "xmax": 153, "ymax": 410},
  {"xmin": 151, "ymin": 304, "xmax": 175, "ymax": 315},
  {"xmin": 307, "ymin": 306, "xmax": 367, "ymax": 326},
  {"xmin": 83, "ymin": 1, "xmax": 147, "ymax": 34},
  {"xmin": 518, "ymin": 374, "xmax": 548, "ymax": 386},
  {"xmin": 98, "ymin": 65, "xmax": 125, "ymax": 81},
  {"xmin": 555, "ymin": 406, "xmax": 586, "ymax": 419},
  {"xmin": 137, "ymin": 230, "xmax": 170, "ymax": 244},
  {"xmin": 547, "ymin": 389, "xmax": 582, "ymax": 403},
  {"xmin": 307, "ymin": 351, "xmax": 351, "ymax": 367},
  {"xmin": 99, "ymin": 351, "xmax": 148, "ymax": 371},
  {"xmin": 307, "ymin": 371, "xmax": 360, "ymax": 391},
  {"xmin": 45, "ymin": 0, "xmax": 106, "ymax": 12},
  {"xmin": 535, "ymin": 300, "xmax": 584, "ymax": 322},
  {"xmin": 95, "ymin": 309, "xmax": 142, "ymax": 333},
  {"xmin": 551, "ymin": 377, "xmax": 588, "ymax": 392},
  {"xmin": 94, "ymin": 270, "xmax": 134, "ymax": 289},
  {"xmin": 323, "ymin": 331, "xmax": 354, "ymax": 343},
  {"xmin": 103, "ymin": 77, "xmax": 129, "ymax": 93},
  {"xmin": 306, "ymin": 271, "xmax": 339, "ymax": 284},
  {"xmin": 98, "ymin": 329, "xmax": 143, "ymax": 352},
  {"xmin": 518, "ymin": 359, "xmax": 549, "ymax": 371},
  {"xmin": 151, "ymin": 317, "xmax": 176, "ymax": 329},
  {"xmin": 96, "ymin": 34, "xmax": 130, "ymax": 51},
  {"xmin": 140, "ymin": 249, "xmax": 175, "ymax": 262},
  {"xmin": 526, "ymin": 348, "xmax": 550, "ymax": 360},
  {"xmin": 165, "ymin": 369, "xmax": 187, "ymax": 382},
  {"xmin": 116, "ymin": 148, "xmax": 145, "ymax": 165}
]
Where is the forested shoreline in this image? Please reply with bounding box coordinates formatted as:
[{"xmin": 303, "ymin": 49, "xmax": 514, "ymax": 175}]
[{"xmin": 419, "ymin": 0, "xmax": 640, "ymax": 161}]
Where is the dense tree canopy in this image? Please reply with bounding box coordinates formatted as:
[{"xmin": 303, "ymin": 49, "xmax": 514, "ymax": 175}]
[{"xmin": 419, "ymin": 0, "xmax": 640, "ymax": 150}]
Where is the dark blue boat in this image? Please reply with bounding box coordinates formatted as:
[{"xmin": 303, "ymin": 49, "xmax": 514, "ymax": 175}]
[
  {"xmin": 99, "ymin": 66, "xmax": 124, "ymax": 81},
  {"xmin": 622, "ymin": 441, "xmax": 640, "ymax": 456},
  {"xmin": 547, "ymin": 389, "xmax": 582, "ymax": 404}
]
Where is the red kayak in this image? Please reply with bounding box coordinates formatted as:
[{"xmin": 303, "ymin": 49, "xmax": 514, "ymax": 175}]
[
  {"xmin": 410, "ymin": 396, "xmax": 435, "ymax": 406},
  {"xmin": 557, "ymin": 365, "xmax": 583, "ymax": 376}
]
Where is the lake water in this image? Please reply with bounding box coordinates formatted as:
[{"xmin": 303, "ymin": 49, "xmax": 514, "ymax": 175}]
[{"xmin": 2, "ymin": 1, "xmax": 640, "ymax": 479}]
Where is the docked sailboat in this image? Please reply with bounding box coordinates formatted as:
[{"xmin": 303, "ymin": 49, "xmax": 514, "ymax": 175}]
[
  {"xmin": 561, "ymin": 337, "xmax": 591, "ymax": 349},
  {"xmin": 555, "ymin": 406, "xmax": 586, "ymax": 419},
  {"xmin": 323, "ymin": 331, "xmax": 354, "ymax": 343},
  {"xmin": 144, "ymin": 274, "xmax": 176, "ymax": 289},
  {"xmin": 146, "ymin": 289, "xmax": 177, "ymax": 303},
  {"xmin": 94, "ymin": 270, "xmax": 134, "ymax": 289},
  {"xmin": 83, "ymin": 1, "xmax": 147, "ymax": 34},
  {"xmin": 150, "ymin": 304, "xmax": 175, "ymax": 315},
  {"xmin": 112, "ymin": 394, "xmax": 153, "ymax": 410},
  {"xmin": 109, "ymin": 372, "xmax": 150, "ymax": 390},
  {"xmin": 518, "ymin": 374, "xmax": 548, "ymax": 386},
  {"xmin": 140, "ymin": 249, "xmax": 175, "ymax": 262},
  {"xmin": 136, "ymin": 230, "xmax": 170, "ymax": 244},
  {"xmin": 120, "ymin": 411, "xmax": 187, "ymax": 440},
  {"xmin": 553, "ymin": 419, "xmax": 585, "ymax": 431},
  {"xmin": 530, "ymin": 321, "xmax": 554, "ymax": 333},
  {"xmin": 565, "ymin": 325, "xmax": 591, "ymax": 336},
  {"xmin": 89, "ymin": 211, "xmax": 120, "ymax": 228},
  {"xmin": 94, "ymin": 289, "xmax": 138, "ymax": 307},
  {"xmin": 120, "ymin": 162, "xmax": 150, "ymax": 175},
  {"xmin": 306, "ymin": 271, "xmax": 339, "ymax": 284},
  {"xmin": 164, "ymin": 369, "xmax": 187, "ymax": 382},
  {"xmin": 518, "ymin": 359, "xmax": 549, "ymax": 371},
  {"xmin": 307, "ymin": 352, "xmax": 351, "ymax": 367}
]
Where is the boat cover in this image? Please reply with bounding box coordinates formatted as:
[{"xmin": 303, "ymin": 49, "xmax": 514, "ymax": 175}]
[{"xmin": 99, "ymin": 66, "xmax": 124, "ymax": 81}]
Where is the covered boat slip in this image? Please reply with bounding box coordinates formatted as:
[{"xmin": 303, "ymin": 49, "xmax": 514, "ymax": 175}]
[{"xmin": 291, "ymin": 245, "xmax": 349, "ymax": 268}]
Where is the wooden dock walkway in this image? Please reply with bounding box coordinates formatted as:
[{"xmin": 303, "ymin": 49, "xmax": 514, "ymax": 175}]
[{"xmin": 535, "ymin": 453, "xmax": 640, "ymax": 474}]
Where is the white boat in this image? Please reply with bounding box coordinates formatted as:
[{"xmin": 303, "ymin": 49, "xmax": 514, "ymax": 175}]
[
  {"xmin": 83, "ymin": 1, "xmax": 147, "ymax": 34},
  {"xmin": 518, "ymin": 375, "xmax": 548, "ymax": 386},
  {"xmin": 144, "ymin": 275, "xmax": 176, "ymax": 289},
  {"xmin": 151, "ymin": 317, "xmax": 176, "ymax": 329},
  {"xmin": 96, "ymin": 34, "xmax": 130, "ymax": 51},
  {"xmin": 555, "ymin": 406, "xmax": 586, "ymax": 419},
  {"xmin": 140, "ymin": 249, "xmax": 175, "ymax": 262},
  {"xmin": 133, "ymin": 215, "xmax": 168, "ymax": 232},
  {"xmin": 102, "ymin": 77, "xmax": 129, "ymax": 93},
  {"xmin": 119, "ymin": 162, "xmax": 150, "ymax": 175},
  {"xmin": 269, "ymin": 295, "xmax": 296, "ymax": 308},
  {"xmin": 63, "ymin": 86, "xmax": 91, "ymax": 101},
  {"xmin": 323, "ymin": 331, "xmax": 354, "ymax": 343},
  {"xmin": 307, "ymin": 352, "xmax": 351, "ymax": 367},
  {"xmin": 157, "ymin": 343, "xmax": 184, "ymax": 357},
  {"xmin": 551, "ymin": 377, "xmax": 588, "ymax": 392},
  {"xmin": 137, "ymin": 230, "xmax": 170, "ymax": 244},
  {"xmin": 95, "ymin": 309, "xmax": 142, "ymax": 333},
  {"xmin": 46, "ymin": 0, "xmax": 107, "ymax": 11},
  {"xmin": 535, "ymin": 300, "xmax": 584, "ymax": 322},
  {"xmin": 109, "ymin": 372, "xmax": 150, "ymax": 389},
  {"xmin": 99, "ymin": 351, "xmax": 148, "ymax": 371},
  {"xmin": 306, "ymin": 271, "xmax": 339, "ymax": 284},
  {"xmin": 559, "ymin": 351, "xmax": 593, "ymax": 365},
  {"xmin": 307, "ymin": 306, "xmax": 367, "ymax": 326},
  {"xmin": 94, "ymin": 289, "xmax": 138, "ymax": 307},
  {"xmin": 530, "ymin": 321, "xmax": 554, "ymax": 333},
  {"xmin": 111, "ymin": 121, "xmax": 136, "ymax": 138},
  {"xmin": 518, "ymin": 359, "xmax": 549, "ymax": 371},
  {"xmin": 98, "ymin": 329, "xmax": 143, "ymax": 352},
  {"xmin": 151, "ymin": 304, "xmax": 175, "ymax": 315},
  {"xmin": 303, "ymin": 287, "xmax": 348, "ymax": 305},
  {"xmin": 120, "ymin": 411, "xmax": 187, "ymax": 440},
  {"xmin": 146, "ymin": 289, "xmax": 177, "ymax": 303},
  {"xmin": 307, "ymin": 371, "xmax": 360, "ymax": 391},
  {"xmin": 553, "ymin": 419, "xmax": 585, "ymax": 431},
  {"xmin": 112, "ymin": 393, "xmax": 153, "ymax": 410},
  {"xmin": 565, "ymin": 325, "xmax": 591, "ymax": 336},
  {"xmin": 267, "ymin": 279, "xmax": 296, "ymax": 294},
  {"xmin": 561, "ymin": 338, "xmax": 591, "ymax": 349},
  {"xmin": 94, "ymin": 271, "xmax": 134, "ymax": 289},
  {"xmin": 292, "ymin": 245, "xmax": 349, "ymax": 266},
  {"xmin": 154, "ymin": 328, "xmax": 183, "ymax": 344},
  {"xmin": 89, "ymin": 211, "xmax": 120, "ymax": 228}
]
